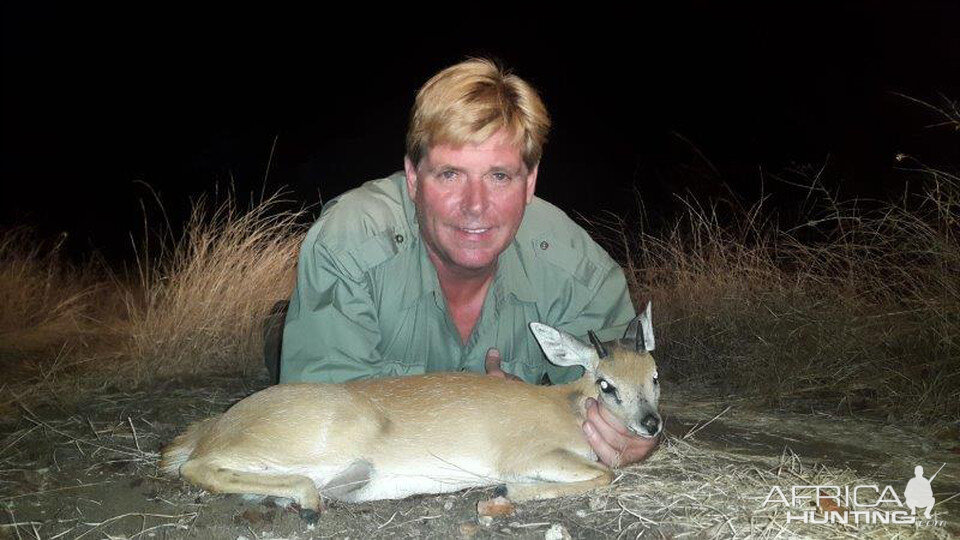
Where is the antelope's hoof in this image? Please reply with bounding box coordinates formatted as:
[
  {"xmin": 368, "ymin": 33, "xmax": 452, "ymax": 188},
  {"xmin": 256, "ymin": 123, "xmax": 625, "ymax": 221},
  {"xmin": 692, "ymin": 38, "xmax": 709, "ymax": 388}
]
[{"xmin": 299, "ymin": 507, "xmax": 320, "ymax": 524}]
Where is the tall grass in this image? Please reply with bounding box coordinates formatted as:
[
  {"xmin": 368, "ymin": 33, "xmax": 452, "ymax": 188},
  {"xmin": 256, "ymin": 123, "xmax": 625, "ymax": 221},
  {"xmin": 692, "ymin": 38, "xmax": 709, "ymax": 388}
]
[
  {"xmin": 0, "ymin": 228, "xmax": 100, "ymax": 357},
  {"xmin": 612, "ymin": 164, "xmax": 959, "ymax": 427},
  {"xmin": 119, "ymin": 192, "xmax": 306, "ymax": 380}
]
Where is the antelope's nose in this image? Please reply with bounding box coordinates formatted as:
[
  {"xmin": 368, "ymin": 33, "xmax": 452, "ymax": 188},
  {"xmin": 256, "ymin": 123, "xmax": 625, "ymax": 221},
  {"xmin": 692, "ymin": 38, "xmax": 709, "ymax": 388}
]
[{"xmin": 640, "ymin": 414, "xmax": 661, "ymax": 436}]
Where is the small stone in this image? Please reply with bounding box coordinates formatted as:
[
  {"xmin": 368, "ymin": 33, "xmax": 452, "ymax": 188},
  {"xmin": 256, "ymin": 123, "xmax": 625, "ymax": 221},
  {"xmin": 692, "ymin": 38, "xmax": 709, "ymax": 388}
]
[
  {"xmin": 459, "ymin": 522, "xmax": 479, "ymax": 537},
  {"xmin": 444, "ymin": 500, "xmax": 454, "ymax": 511},
  {"xmin": 545, "ymin": 523, "xmax": 571, "ymax": 540},
  {"xmin": 575, "ymin": 509, "xmax": 587, "ymax": 518},
  {"xmin": 477, "ymin": 496, "xmax": 515, "ymax": 517},
  {"xmin": 478, "ymin": 515, "xmax": 494, "ymax": 527},
  {"xmin": 588, "ymin": 496, "xmax": 606, "ymax": 511}
]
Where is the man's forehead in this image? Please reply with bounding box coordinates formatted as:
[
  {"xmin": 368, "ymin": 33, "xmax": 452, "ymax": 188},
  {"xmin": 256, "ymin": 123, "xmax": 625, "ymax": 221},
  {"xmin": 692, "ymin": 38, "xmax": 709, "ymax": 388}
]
[
  {"xmin": 421, "ymin": 136, "xmax": 526, "ymax": 172},
  {"xmin": 423, "ymin": 157, "xmax": 525, "ymax": 173}
]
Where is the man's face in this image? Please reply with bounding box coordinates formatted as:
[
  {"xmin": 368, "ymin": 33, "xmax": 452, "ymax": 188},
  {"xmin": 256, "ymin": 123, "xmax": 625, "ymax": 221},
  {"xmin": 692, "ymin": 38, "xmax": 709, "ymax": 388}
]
[{"xmin": 405, "ymin": 129, "xmax": 538, "ymax": 278}]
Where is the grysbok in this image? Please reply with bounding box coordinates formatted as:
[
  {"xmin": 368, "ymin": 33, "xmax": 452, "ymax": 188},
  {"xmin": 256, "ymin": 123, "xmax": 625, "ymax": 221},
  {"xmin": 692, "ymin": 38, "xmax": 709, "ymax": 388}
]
[{"xmin": 161, "ymin": 302, "xmax": 662, "ymax": 518}]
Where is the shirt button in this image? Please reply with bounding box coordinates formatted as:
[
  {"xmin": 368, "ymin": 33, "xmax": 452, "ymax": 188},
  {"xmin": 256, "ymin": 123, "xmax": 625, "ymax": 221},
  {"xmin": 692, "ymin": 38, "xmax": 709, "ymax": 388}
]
[
  {"xmin": 539, "ymin": 240, "xmax": 549, "ymax": 250},
  {"xmin": 395, "ymin": 233, "xmax": 404, "ymax": 244}
]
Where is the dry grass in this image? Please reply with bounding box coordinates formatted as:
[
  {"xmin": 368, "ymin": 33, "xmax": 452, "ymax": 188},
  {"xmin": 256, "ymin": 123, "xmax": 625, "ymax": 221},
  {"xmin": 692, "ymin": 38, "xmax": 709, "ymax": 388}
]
[
  {"xmin": 2, "ymin": 380, "xmax": 954, "ymax": 538},
  {"xmin": 0, "ymin": 192, "xmax": 306, "ymax": 412},
  {"xmin": 2, "ymin": 166, "xmax": 958, "ymax": 427},
  {"xmin": 596, "ymin": 162, "xmax": 960, "ymax": 429},
  {"xmin": 118, "ymin": 191, "xmax": 305, "ymax": 380},
  {"xmin": 0, "ymin": 228, "xmax": 101, "ymax": 356}
]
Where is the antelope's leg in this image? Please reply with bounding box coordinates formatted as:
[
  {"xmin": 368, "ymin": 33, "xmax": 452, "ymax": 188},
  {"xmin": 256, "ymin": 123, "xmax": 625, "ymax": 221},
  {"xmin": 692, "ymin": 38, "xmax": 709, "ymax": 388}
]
[
  {"xmin": 502, "ymin": 449, "xmax": 613, "ymax": 501},
  {"xmin": 180, "ymin": 458, "xmax": 321, "ymax": 511}
]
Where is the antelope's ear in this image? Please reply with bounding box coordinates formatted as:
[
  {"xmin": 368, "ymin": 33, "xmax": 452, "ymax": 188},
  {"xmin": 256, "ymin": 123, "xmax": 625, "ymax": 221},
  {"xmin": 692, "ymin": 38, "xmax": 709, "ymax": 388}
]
[
  {"xmin": 529, "ymin": 323, "xmax": 599, "ymax": 372},
  {"xmin": 623, "ymin": 301, "xmax": 655, "ymax": 352},
  {"xmin": 639, "ymin": 301, "xmax": 655, "ymax": 352}
]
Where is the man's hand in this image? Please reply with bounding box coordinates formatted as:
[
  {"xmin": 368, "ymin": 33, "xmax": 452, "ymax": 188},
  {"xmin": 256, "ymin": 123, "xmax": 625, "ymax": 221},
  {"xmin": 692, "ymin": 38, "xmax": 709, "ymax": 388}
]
[
  {"xmin": 483, "ymin": 348, "xmax": 522, "ymax": 381},
  {"xmin": 582, "ymin": 397, "xmax": 659, "ymax": 467}
]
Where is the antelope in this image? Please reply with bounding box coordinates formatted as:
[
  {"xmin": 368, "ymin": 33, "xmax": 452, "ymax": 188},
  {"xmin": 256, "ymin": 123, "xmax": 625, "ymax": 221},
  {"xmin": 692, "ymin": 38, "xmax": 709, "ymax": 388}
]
[{"xmin": 160, "ymin": 302, "xmax": 661, "ymax": 517}]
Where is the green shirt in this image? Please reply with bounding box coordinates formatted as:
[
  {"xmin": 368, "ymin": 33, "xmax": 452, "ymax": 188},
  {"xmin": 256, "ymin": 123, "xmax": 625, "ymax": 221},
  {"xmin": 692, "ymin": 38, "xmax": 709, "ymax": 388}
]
[{"xmin": 279, "ymin": 171, "xmax": 636, "ymax": 384}]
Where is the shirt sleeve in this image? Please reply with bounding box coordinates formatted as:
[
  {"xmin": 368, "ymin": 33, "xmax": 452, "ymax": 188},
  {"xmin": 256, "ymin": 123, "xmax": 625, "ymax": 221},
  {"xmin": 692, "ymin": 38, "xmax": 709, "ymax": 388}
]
[
  {"xmin": 544, "ymin": 264, "xmax": 637, "ymax": 384},
  {"xmin": 279, "ymin": 239, "xmax": 385, "ymax": 383}
]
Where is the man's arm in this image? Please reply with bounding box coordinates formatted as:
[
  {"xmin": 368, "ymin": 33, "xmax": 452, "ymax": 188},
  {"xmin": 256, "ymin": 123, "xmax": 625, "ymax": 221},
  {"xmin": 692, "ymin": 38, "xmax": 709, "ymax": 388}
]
[{"xmin": 279, "ymin": 239, "xmax": 387, "ymax": 383}]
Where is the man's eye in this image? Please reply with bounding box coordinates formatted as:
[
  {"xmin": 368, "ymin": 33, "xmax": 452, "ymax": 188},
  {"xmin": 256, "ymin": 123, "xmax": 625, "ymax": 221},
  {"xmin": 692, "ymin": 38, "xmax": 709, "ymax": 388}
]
[
  {"xmin": 440, "ymin": 170, "xmax": 458, "ymax": 180},
  {"xmin": 491, "ymin": 172, "xmax": 510, "ymax": 182}
]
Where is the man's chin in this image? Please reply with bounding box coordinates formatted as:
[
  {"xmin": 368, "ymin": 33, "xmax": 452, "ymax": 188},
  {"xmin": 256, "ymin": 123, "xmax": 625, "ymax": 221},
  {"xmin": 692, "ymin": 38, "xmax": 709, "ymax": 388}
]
[{"xmin": 446, "ymin": 251, "xmax": 501, "ymax": 273}]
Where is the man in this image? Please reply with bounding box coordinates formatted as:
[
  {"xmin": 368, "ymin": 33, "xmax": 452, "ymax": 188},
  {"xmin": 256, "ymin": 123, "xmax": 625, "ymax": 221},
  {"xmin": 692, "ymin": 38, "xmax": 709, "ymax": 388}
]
[{"xmin": 274, "ymin": 58, "xmax": 656, "ymax": 466}]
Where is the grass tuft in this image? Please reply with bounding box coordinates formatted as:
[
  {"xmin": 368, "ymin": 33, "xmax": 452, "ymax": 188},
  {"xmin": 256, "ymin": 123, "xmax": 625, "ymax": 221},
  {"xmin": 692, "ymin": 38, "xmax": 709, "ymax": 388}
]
[{"xmin": 118, "ymin": 191, "xmax": 306, "ymax": 380}]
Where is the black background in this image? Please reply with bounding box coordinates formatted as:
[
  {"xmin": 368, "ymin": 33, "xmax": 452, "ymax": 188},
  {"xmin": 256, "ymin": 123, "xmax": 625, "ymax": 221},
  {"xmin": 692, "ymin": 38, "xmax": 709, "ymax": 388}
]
[{"xmin": 3, "ymin": 3, "xmax": 958, "ymax": 262}]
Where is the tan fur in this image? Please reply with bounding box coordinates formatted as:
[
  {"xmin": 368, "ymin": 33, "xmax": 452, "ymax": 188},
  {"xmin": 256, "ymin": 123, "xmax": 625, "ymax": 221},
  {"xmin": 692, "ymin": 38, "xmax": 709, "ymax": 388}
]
[{"xmin": 161, "ymin": 332, "xmax": 660, "ymax": 511}]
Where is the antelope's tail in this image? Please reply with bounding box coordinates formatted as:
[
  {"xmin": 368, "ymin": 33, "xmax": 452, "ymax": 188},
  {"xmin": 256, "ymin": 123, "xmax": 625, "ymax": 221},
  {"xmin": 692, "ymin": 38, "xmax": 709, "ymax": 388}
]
[{"xmin": 159, "ymin": 417, "xmax": 217, "ymax": 477}]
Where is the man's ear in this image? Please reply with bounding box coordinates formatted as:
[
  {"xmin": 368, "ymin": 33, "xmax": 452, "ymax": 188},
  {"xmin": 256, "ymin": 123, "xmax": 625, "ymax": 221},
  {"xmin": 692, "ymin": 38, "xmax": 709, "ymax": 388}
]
[
  {"xmin": 404, "ymin": 156, "xmax": 418, "ymax": 200},
  {"xmin": 525, "ymin": 162, "xmax": 539, "ymax": 205}
]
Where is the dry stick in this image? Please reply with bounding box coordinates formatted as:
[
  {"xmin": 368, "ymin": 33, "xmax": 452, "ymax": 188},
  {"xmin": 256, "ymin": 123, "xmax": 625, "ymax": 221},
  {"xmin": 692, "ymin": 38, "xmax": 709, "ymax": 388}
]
[
  {"xmin": 20, "ymin": 412, "xmax": 147, "ymax": 460},
  {"xmin": 0, "ymin": 481, "xmax": 112, "ymax": 502},
  {"xmin": 616, "ymin": 499, "xmax": 658, "ymax": 526},
  {"xmin": 3, "ymin": 504, "xmax": 25, "ymax": 540},
  {"xmin": 682, "ymin": 405, "xmax": 733, "ymax": 440},
  {"xmin": 0, "ymin": 426, "xmax": 39, "ymax": 458},
  {"xmin": 936, "ymin": 491, "xmax": 960, "ymax": 506},
  {"xmin": 379, "ymin": 514, "xmax": 442, "ymax": 532},
  {"xmin": 127, "ymin": 417, "xmax": 142, "ymax": 454},
  {"xmin": 85, "ymin": 418, "xmax": 100, "ymax": 440},
  {"xmin": 510, "ymin": 522, "xmax": 551, "ymax": 528},
  {"xmin": 128, "ymin": 519, "xmax": 192, "ymax": 540},
  {"xmin": 74, "ymin": 512, "xmax": 197, "ymax": 540},
  {"xmin": 376, "ymin": 511, "xmax": 399, "ymax": 530}
]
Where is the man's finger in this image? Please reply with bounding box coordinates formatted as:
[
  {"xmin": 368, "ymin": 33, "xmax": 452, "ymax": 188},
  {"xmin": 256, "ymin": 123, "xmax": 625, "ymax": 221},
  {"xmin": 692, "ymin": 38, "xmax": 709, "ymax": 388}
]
[
  {"xmin": 584, "ymin": 399, "xmax": 660, "ymax": 466},
  {"xmin": 584, "ymin": 398, "xmax": 631, "ymax": 441},
  {"xmin": 484, "ymin": 348, "xmax": 502, "ymax": 374},
  {"xmin": 582, "ymin": 420, "xmax": 623, "ymax": 467},
  {"xmin": 593, "ymin": 398, "xmax": 633, "ymax": 437}
]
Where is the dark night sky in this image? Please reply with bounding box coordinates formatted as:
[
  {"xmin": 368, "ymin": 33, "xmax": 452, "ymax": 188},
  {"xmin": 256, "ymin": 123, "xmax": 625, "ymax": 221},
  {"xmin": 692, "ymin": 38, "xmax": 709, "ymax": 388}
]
[{"xmin": 2, "ymin": 3, "xmax": 958, "ymax": 261}]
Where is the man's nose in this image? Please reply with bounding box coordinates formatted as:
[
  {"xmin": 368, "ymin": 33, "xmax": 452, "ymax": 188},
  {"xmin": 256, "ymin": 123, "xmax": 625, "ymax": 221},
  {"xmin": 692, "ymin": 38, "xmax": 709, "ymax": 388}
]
[{"xmin": 461, "ymin": 177, "xmax": 488, "ymax": 215}]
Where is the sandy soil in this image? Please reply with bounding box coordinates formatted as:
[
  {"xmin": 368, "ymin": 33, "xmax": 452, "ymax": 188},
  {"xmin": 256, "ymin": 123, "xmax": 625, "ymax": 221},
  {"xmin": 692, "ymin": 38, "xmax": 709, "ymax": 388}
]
[{"xmin": 1, "ymin": 375, "xmax": 957, "ymax": 539}]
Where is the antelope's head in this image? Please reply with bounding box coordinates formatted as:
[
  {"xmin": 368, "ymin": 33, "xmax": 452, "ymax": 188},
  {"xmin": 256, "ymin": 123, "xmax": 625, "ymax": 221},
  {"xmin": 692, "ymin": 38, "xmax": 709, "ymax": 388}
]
[{"xmin": 530, "ymin": 302, "xmax": 662, "ymax": 438}]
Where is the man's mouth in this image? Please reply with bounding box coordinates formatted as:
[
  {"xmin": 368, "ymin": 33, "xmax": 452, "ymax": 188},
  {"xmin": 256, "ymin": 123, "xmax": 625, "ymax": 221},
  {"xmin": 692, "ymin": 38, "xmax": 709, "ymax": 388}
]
[{"xmin": 453, "ymin": 226, "xmax": 493, "ymax": 238}]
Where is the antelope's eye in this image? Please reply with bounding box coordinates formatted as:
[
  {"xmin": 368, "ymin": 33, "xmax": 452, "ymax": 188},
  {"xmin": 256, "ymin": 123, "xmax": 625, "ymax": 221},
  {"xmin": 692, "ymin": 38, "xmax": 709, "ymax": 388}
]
[
  {"xmin": 598, "ymin": 379, "xmax": 616, "ymax": 394},
  {"xmin": 653, "ymin": 370, "xmax": 659, "ymax": 384}
]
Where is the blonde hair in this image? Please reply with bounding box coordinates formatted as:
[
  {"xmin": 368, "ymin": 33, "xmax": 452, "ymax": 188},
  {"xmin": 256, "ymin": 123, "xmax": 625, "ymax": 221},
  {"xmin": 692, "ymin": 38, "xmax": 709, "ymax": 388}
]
[{"xmin": 406, "ymin": 58, "xmax": 551, "ymax": 170}]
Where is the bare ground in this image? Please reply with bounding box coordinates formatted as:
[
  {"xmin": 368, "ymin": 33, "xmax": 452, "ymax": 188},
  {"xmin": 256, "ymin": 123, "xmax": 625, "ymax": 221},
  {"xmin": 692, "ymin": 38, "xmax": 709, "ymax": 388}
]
[{"xmin": 1, "ymin": 376, "xmax": 958, "ymax": 539}]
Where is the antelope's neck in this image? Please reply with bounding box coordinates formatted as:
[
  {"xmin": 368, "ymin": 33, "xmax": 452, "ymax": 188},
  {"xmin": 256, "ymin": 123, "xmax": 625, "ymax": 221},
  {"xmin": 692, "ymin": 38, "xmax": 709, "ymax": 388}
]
[{"xmin": 549, "ymin": 375, "xmax": 596, "ymax": 421}]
